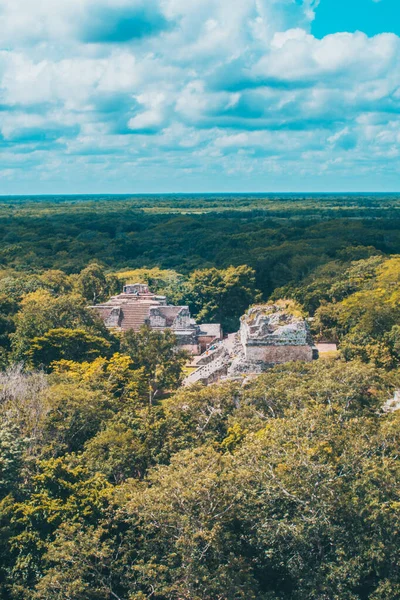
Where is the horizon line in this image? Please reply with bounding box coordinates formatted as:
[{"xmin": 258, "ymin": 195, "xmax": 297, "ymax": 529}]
[{"xmin": 0, "ymin": 191, "xmax": 400, "ymax": 198}]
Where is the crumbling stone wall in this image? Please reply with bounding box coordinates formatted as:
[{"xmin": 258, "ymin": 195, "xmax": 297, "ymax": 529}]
[
  {"xmin": 185, "ymin": 303, "xmax": 315, "ymax": 387},
  {"xmin": 240, "ymin": 303, "xmax": 313, "ymax": 364}
]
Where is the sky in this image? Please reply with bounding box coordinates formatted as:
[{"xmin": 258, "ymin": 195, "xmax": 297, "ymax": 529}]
[{"xmin": 0, "ymin": 0, "xmax": 400, "ymax": 194}]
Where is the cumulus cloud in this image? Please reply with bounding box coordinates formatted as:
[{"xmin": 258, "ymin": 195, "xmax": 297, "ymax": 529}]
[{"xmin": 0, "ymin": 0, "xmax": 399, "ymax": 191}]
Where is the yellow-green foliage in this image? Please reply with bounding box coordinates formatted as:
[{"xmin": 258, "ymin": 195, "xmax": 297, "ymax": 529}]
[
  {"xmin": 1, "ymin": 351, "xmax": 399, "ymax": 599},
  {"xmin": 274, "ymin": 298, "xmax": 306, "ymax": 318},
  {"xmin": 300, "ymin": 256, "xmax": 400, "ymax": 368},
  {"xmin": 52, "ymin": 353, "xmax": 148, "ymax": 401}
]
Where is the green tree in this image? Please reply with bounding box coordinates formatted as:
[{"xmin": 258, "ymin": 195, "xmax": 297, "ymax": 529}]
[
  {"xmin": 52, "ymin": 353, "xmax": 148, "ymax": 403},
  {"xmin": 0, "ymin": 274, "xmax": 45, "ymax": 303},
  {"xmin": 38, "ymin": 270, "xmax": 73, "ymax": 295},
  {"xmin": 11, "ymin": 290, "xmax": 109, "ymax": 362},
  {"xmin": 180, "ymin": 265, "xmax": 261, "ymax": 332},
  {"xmin": 115, "ymin": 407, "xmax": 400, "ymax": 600},
  {"xmin": 0, "ymin": 293, "xmax": 18, "ymax": 351},
  {"xmin": 385, "ymin": 324, "xmax": 400, "ymax": 360},
  {"xmin": 7, "ymin": 456, "xmax": 112, "ymax": 598},
  {"xmin": 77, "ymin": 263, "xmax": 115, "ymax": 304},
  {"xmin": 0, "ymin": 419, "xmax": 27, "ymax": 499},
  {"xmin": 28, "ymin": 328, "xmax": 112, "ymax": 370},
  {"xmin": 34, "ymin": 522, "xmax": 124, "ymax": 600},
  {"xmin": 83, "ymin": 423, "xmax": 150, "ymax": 483},
  {"xmin": 40, "ymin": 382, "xmax": 114, "ymax": 454},
  {"xmin": 121, "ymin": 325, "xmax": 189, "ymax": 404}
]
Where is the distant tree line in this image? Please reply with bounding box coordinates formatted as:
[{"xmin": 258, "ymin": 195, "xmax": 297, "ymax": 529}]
[{"xmin": 1, "ymin": 195, "xmax": 400, "ymax": 299}]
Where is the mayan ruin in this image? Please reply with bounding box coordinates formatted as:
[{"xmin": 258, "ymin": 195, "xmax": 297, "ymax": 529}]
[
  {"xmin": 185, "ymin": 301, "xmax": 314, "ymax": 386},
  {"xmin": 92, "ymin": 283, "xmax": 223, "ymax": 354},
  {"xmin": 239, "ymin": 302, "xmax": 314, "ymax": 364},
  {"xmin": 93, "ymin": 289, "xmax": 316, "ymax": 386}
]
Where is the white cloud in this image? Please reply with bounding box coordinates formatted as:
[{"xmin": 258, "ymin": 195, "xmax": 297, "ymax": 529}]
[
  {"xmin": 128, "ymin": 92, "xmax": 167, "ymax": 131},
  {"xmin": 0, "ymin": 50, "xmax": 140, "ymax": 108},
  {"xmin": 254, "ymin": 30, "xmax": 399, "ymax": 82},
  {"xmin": 0, "ymin": 0, "xmax": 399, "ymax": 189}
]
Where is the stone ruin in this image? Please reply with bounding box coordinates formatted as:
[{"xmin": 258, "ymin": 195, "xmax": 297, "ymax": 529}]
[
  {"xmin": 184, "ymin": 301, "xmax": 314, "ymax": 386},
  {"xmin": 91, "ymin": 283, "xmax": 222, "ymax": 355},
  {"xmin": 239, "ymin": 302, "xmax": 314, "ymax": 364}
]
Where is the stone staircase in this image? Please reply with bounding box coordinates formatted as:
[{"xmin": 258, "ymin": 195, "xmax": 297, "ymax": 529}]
[
  {"xmin": 120, "ymin": 304, "xmax": 153, "ymax": 331},
  {"xmin": 184, "ymin": 347, "xmax": 231, "ymax": 386}
]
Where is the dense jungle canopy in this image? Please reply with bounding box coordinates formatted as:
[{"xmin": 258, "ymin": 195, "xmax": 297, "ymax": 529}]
[{"xmin": 0, "ymin": 195, "xmax": 399, "ymax": 600}]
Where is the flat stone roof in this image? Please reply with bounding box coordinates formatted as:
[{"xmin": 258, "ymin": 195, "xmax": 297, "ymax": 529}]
[{"xmin": 199, "ymin": 324, "xmax": 222, "ymax": 337}]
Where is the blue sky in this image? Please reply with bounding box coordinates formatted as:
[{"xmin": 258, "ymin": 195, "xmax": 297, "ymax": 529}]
[
  {"xmin": 313, "ymin": 0, "xmax": 400, "ymax": 38},
  {"xmin": 0, "ymin": 0, "xmax": 399, "ymax": 193}
]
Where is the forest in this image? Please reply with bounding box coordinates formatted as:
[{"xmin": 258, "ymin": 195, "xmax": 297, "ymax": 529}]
[{"xmin": 0, "ymin": 195, "xmax": 399, "ymax": 600}]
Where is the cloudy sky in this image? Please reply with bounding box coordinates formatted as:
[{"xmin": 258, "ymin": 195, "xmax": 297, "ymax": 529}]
[{"xmin": 0, "ymin": 0, "xmax": 399, "ymax": 193}]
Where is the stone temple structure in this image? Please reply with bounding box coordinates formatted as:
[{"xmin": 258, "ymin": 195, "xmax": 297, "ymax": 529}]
[
  {"xmin": 184, "ymin": 301, "xmax": 314, "ymax": 386},
  {"xmin": 239, "ymin": 303, "xmax": 314, "ymax": 364},
  {"xmin": 92, "ymin": 283, "xmax": 222, "ymax": 355}
]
